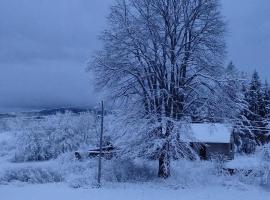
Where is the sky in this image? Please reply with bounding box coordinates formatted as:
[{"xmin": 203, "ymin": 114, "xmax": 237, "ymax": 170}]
[{"xmin": 0, "ymin": 0, "xmax": 269, "ymax": 112}]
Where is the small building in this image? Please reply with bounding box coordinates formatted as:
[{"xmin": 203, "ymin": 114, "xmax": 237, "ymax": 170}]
[{"xmin": 189, "ymin": 123, "xmax": 234, "ymax": 160}]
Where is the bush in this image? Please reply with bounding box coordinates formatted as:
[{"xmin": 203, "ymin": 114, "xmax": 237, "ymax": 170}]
[
  {"xmin": 260, "ymin": 144, "xmax": 270, "ymax": 162},
  {"xmin": 102, "ymin": 159, "xmax": 157, "ymax": 182},
  {"xmin": 0, "ymin": 167, "xmax": 63, "ymax": 184},
  {"xmin": 52, "ymin": 155, "xmax": 157, "ymax": 188},
  {"xmin": 258, "ymin": 144, "xmax": 270, "ymax": 187},
  {"xmin": 14, "ymin": 112, "xmax": 98, "ymax": 162},
  {"xmin": 229, "ymin": 145, "xmax": 270, "ymax": 187},
  {"xmin": 168, "ymin": 160, "xmax": 219, "ymax": 188}
]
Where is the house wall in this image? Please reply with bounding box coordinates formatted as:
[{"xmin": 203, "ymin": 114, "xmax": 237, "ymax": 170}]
[
  {"xmin": 190, "ymin": 141, "xmax": 234, "ymax": 160},
  {"xmin": 205, "ymin": 143, "xmax": 234, "ymax": 160}
]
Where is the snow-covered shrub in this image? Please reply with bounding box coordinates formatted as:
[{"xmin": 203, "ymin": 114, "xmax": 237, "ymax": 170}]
[
  {"xmin": 209, "ymin": 154, "xmax": 230, "ymax": 176},
  {"xmin": 240, "ymin": 138, "xmax": 256, "ymax": 154},
  {"xmin": 14, "ymin": 112, "xmax": 98, "ymax": 161},
  {"xmin": 51, "ymin": 154, "xmax": 157, "ymax": 187},
  {"xmin": 54, "ymin": 153, "xmax": 97, "ymax": 188},
  {"xmin": 260, "ymin": 144, "xmax": 270, "ymax": 162},
  {"xmin": 168, "ymin": 160, "xmax": 219, "ymax": 188},
  {"xmin": 0, "ymin": 119, "xmax": 11, "ymax": 131},
  {"xmin": 0, "ymin": 166, "xmax": 63, "ymax": 184},
  {"xmin": 234, "ymin": 169, "xmax": 262, "ymax": 186},
  {"xmin": 0, "ymin": 132, "xmax": 15, "ymax": 158},
  {"xmin": 0, "ymin": 116, "xmax": 32, "ymax": 132},
  {"xmin": 102, "ymin": 159, "xmax": 157, "ymax": 182},
  {"xmin": 228, "ymin": 146, "xmax": 270, "ymax": 187},
  {"xmin": 257, "ymin": 144, "xmax": 270, "ymax": 187}
]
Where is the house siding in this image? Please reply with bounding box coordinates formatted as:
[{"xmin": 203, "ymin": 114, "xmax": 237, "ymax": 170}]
[
  {"xmin": 205, "ymin": 143, "xmax": 234, "ymax": 160},
  {"xmin": 190, "ymin": 141, "xmax": 234, "ymax": 160}
]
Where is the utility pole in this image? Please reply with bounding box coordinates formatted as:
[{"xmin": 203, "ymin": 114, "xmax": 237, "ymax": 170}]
[{"xmin": 97, "ymin": 101, "xmax": 104, "ymax": 187}]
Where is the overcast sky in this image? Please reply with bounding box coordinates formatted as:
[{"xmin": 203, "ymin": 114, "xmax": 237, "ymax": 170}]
[{"xmin": 0, "ymin": 0, "xmax": 269, "ymax": 112}]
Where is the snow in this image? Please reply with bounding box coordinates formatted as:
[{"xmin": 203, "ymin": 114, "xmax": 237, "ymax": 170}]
[
  {"xmin": 226, "ymin": 155, "xmax": 261, "ymax": 169},
  {"xmin": 0, "ymin": 131, "xmax": 12, "ymax": 143},
  {"xmin": 190, "ymin": 123, "xmax": 232, "ymax": 143},
  {"xmin": 0, "ymin": 116, "xmax": 269, "ymax": 200},
  {"xmin": 0, "ymin": 183, "xmax": 269, "ymax": 200},
  {"xmin": 0, "ymin": 131, "xmax": 15, "ymax": 162}
]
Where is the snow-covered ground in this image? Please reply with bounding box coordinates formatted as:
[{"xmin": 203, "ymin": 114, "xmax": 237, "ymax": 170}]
[
  {"xmin": 1, "ymin": 115, "xmax": 270, "ymax": 200},
  {"xmin": 1, "ymin": 183, "xmax": 269, "ymax": 200}
]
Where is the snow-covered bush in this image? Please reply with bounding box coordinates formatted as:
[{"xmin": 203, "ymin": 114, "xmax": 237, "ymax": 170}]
[
  {"xmin": 102, "ymin": 159, "xmax": 157, "ymax": 182},
  {"xmin": 257, "ymin": 144, "xmax": 270, "ymax": 187},
  {"xmin": 239, "ymin": 137, "xmax": 256, "ymax": 154},
  {"xmin": 55, "ymin": 155, "xmax": 157, "ymax": 187},
  {"xmin": 53, "ymin": 153, "xmax": 97, "ymax": 188},
  {"xmin": 259, "ymin": 144, "xmax": 270, "ymax": 162},
  {"xmin": 0, "ymin": 166, "xmax": 63, "ymax": 184},
  {"xmin": 168, "ymin": 160, "xmax": 219, "ymax": 188},
  {"xmin": 0, "ymin": 132, "xmax": 15, "ymax": 159},
  {"xmin": 14, "ymin": 112, "xmax": 98, "ymax": 162},
  {"xmin": 56, "ymin": 154, "xmax": 222, "ymax": 188},
  {"xmin": 227, "ymin": 146, "xmax": 270, "ymax": 187}
]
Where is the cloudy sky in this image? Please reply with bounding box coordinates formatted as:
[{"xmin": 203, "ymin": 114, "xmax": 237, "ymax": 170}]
[{"xmin": 0, "ymin": 0, "xmax": 269, "ymax": 112}]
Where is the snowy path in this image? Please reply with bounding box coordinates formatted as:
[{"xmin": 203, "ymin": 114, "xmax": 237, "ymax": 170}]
[{"xmin": 0, "ymin": 183, "xmax": 269, "ymax": 200}]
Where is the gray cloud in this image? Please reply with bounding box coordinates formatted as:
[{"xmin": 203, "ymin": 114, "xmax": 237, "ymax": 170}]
[
  {"xmin": 0, "ymin": 0, "xmax": 269, "ymax": 112},
  {"xmin": 222, "ymin": 0, "xmax": 270, "ymax": 79},
  {"xmin": 0, "ymin": 0, "xmax": 112, "ymax": 112}
]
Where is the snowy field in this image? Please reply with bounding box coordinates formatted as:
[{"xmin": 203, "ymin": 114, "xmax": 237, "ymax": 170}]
[
  {"xmin": 1, "ymin": 114, "xmax": 270, "ymax": 200},
  {"xmin": 1, "ymin": 183, "xmax": 270, "ymax": 200}
]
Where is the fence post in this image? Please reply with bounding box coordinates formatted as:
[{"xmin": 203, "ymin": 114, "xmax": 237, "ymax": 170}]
[{"xmin": 97, "ymin": 101, "xmax": 104, "ymax": 187}]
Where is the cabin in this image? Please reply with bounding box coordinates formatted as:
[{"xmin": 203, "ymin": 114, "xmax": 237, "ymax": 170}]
[{"xmin": 189, "ymin": 123, "xmax": 234, "ymax": 160}]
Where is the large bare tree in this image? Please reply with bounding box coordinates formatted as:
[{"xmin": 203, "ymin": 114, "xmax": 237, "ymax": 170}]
[{"xmin": 91, "ymin": 0, "xmax": 226, "ymax": 178}]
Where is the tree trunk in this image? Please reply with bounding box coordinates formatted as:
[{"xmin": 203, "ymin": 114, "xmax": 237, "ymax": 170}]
[{"xmin": 158, "ymin": 144, "xmax": 170, "ymax": 178}]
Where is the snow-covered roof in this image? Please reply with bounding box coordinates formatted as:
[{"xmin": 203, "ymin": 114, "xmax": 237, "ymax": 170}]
[{"xmin": 190, "ymin": 123, "xmax": 232, "ymax": 143}]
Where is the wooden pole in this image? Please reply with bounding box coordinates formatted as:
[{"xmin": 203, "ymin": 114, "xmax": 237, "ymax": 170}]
[{"xmin": 97, "ymin": 101, "xmax": 104, "ymax": 187}]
